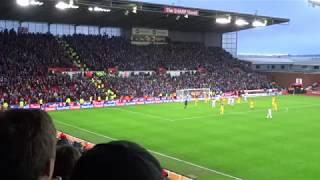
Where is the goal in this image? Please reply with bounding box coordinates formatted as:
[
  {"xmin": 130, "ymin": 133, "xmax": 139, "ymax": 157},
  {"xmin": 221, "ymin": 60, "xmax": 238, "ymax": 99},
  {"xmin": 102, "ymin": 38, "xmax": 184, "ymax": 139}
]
[{"xmin": 176, "ymin": 88, "xmax": 211, "ymax": 100}]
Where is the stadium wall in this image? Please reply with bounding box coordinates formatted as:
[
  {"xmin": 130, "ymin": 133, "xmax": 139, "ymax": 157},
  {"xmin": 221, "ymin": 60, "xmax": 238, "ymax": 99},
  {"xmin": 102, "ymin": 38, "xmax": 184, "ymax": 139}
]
[
  {"xmin": 169, "ymin": 31, "xmax": 222, "ymax": 47},
  {"xmin": 122, "ymin": 28, "xmax": 222, "ymax": 47},
  {"xmin": 204, "ymin": 32, "xmax": 222, "ymax": 47},
  {"xmin": 268, "ymin": 72, "xmax": 320, "ymax": 87},
  {"xmin": 252, "ymin": 64, "xmax": 291, "ymax": 71},
  {"xmin": 122, "ymin": 28, "xmax": 131, "ymax": 40},
  {"xmin": 251, "ymin": 64, "xmax": 320, "ymax": 73},
  {"xmin": 121, "ymin": 29, "xmax": 223, "ymax": 47}
]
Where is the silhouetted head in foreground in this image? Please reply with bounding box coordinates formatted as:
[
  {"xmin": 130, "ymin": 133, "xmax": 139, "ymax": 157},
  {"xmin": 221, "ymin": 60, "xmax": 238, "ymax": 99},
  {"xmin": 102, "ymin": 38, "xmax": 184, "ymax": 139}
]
[
  {"xmin": 53, "ymin": 145, "xmax": 81, "ymax": 180},
  {"xmin": 71, "ymin": 140, "xmax": 163, "ymax": 180},
  {"xmin": 0, "ymin": 109, "xmax": 56, "ymax": 180}
]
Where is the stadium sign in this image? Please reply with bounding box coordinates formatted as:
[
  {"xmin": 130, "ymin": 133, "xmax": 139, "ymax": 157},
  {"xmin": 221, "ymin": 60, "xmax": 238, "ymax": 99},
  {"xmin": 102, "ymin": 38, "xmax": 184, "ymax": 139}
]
[
  {"xmin": 131, "ymin": 27, "xmax": 168, "ymax": 45},
  {"xmin": 163, "ymin": 7, "xmax": 199, "ymax": 16},
  {"xmin": 126, "ymin": 102, "xmax": 136, "ymax": 106},
  {"xmin": 132, "ymin": 28, "xmax": 153, "ymax": 36},
  {"xmin": 10, "ymin": 105, "xmax": 19, "ymax": 109},
  {"xmin": 44, "ymin": 107, "xmax": 56, "ymax": 112},
  {"xmin": 136, "ymin": 101, "xmax": 145, "ymax": 105},
  {"xmin": 116, "ymin": 102, "xmax": 125, "ymax": 106},
  {"xmin": 132, "ymin": 28, "xmax": 168, "ymax": 37},
  {"xmin": 57, "ymin": 106, "xmax": 70, "ymax": 111},
  {"xmin": 81, "ymin": 104, "xmax": 94, "ymax": 109},
  {"xmin": 104, "ymin": 102, "xmax": 116, "ymax": 107},
  {"xmin": 70, "ymin": 105, "xmax": 81, "ymax": 110},
  {"xmin": 30, "ymin": 104, "xmax": 41, "ymax": 109}
]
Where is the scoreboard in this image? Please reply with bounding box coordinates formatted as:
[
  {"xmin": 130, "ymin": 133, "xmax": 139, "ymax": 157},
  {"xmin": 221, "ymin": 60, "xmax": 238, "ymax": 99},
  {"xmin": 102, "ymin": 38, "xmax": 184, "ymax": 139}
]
[{"xmin": 131, "ymin": 27, "xmax": 168, "ymax": 45}]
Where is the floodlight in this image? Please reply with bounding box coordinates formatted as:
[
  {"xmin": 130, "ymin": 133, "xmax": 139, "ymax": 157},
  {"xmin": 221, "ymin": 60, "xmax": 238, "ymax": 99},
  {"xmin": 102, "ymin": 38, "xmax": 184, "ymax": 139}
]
[
  {"xmin": 55, "ymin": 1, "xmax": 68, "ymax": 9},
  {"xmin": 55, "ymin": 0, "xmax": 78, "ymax": 10},
  {"xmin": 132, "ymin": 6, "xmax": 137, "ymax": 14},
  {"xmin": 69, "ymin": 4, "xmax": 78, "ymax": 9},
  {"xmin": 17, "ymin": 0, "xmax": 43, "ymax": 7},
  {"xmin": 235, "ymin": 18, "xmax": 249, "ymax": 26},
  {"xmin": 97, "ymin": 7, "xmax": 110, "ymax": 12},
  {"xmin": 17, "ymin": 0, "xmax": 29, "ymax": 6},
  {"xmin": 30, "ymin": 0, "xmax": 43, "ymax": 6},
  {"xmin": 184, "ymin": 14, "xmax": 189, "ymax": 19},
  {"xmin": 176, "ymin": 15, "xmax": 181, "ymax": 21},
  {"xmin": 89, "ymin": 6, "xmax": 111, "ymax": 12},
  {"xmin": 216, "ymin": 15, "xmax": 231, "ymax": 24},
  {"xmin": 124, "ymin": 10, "xmax": 129, "ymax": 16},
  {"xmin": 252, "ymin": 19, "xmax": 267, "ymax": 27}
]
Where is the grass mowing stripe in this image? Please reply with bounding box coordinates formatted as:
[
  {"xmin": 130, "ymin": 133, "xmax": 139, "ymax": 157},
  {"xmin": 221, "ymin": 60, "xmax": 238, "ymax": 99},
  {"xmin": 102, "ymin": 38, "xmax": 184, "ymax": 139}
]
[{"xmin": 54, "ymin": 119, "xmax": 243, "ymax": 180}]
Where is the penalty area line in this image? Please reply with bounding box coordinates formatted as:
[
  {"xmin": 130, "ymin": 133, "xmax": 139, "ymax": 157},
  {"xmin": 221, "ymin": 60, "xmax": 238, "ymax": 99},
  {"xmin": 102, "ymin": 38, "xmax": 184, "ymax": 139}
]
[
  {"xmin": 113, "ymin": 108, "xmax": 174, "ymax": 122},
  {"xmin": 54, "ymin": 120, "xmax": 242, "ymax": 180}
]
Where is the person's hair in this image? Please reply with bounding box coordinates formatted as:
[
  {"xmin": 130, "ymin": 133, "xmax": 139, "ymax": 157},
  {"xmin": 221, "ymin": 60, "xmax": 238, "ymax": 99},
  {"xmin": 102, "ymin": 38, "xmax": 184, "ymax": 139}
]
[
  {"xmin": 0, "ymin": 109, "xmax": 56, "ymax": 180},
  {"xmin": 53, "ymin": 145, "xmax": 81, "ymax": 180},
  {"xmin": 71, "ymin": 140, "xmax": 162, "ymax": 180}
]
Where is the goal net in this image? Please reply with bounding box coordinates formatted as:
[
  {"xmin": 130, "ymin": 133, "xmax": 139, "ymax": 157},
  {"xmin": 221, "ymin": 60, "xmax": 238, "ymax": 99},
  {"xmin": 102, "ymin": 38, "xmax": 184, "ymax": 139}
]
[{"xmin": 176, "ymin": 88, "xmax": 211, "ymax": 100}]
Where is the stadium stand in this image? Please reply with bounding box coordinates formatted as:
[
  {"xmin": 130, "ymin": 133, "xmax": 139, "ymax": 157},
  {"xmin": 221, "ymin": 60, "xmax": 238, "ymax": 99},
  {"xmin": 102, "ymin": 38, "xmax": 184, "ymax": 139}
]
[
  {"xmin": 95, "ymin": 72, "xmax": 269, "ymax": 98},
  {"xmin": 0, "ymin": 30, "xmax": 89, "ymax": 104},
  {"xmin": 0, "ymin": 31, "xmax": 271, "ymax": 106},
  {"xmin": 64, "ymin": 34, "xmax": 229, "ymax": 71},
  {"xmin": 0, "ymin": 1, "xmax": 291, "ymax": 179}
]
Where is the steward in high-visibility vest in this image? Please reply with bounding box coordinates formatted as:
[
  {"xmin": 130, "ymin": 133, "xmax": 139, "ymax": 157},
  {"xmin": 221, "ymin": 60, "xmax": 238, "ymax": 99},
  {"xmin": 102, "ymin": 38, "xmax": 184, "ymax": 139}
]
[
  {"xmin": 80, "ymin": 98, "xmax": 84, "ymax": 105},
  {"xmin": 19, "ymin": 100, "xmax": 24, "ymax": 108},
  {"xmin": 3, "ymin": 102, "xmax": 8, "ymax": 110},
  {"xmin": 66, "ymin": 98, "xmax": 71, "ymax": 106}
]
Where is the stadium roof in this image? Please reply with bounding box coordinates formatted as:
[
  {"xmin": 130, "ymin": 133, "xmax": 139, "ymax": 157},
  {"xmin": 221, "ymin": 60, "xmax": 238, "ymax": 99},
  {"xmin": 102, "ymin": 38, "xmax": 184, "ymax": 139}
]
[
  {"xmin": 239, "ymin": 55, "xmax": 320, "ymax": 65},
  {"xmin": 0, "ymin": 0, "xmax": 289, "ymax": 32}
]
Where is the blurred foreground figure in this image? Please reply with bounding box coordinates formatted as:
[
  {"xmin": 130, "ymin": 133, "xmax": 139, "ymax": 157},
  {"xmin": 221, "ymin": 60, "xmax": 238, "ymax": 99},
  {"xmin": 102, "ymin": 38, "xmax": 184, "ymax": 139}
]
[
  {"xmin": 71, "ymin": 140, "xmax": 163, "ymax": 180},
  {"xmin": 0, "ymin": 109, "xmax": 56, "ymax": 180}
]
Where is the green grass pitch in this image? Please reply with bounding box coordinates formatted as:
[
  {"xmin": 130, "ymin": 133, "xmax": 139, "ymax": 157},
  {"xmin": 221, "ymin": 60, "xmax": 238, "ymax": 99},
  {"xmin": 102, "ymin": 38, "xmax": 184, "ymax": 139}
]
[{"xmin": 50, "ymin": 95, "xmax": 320, "ymax": 180}]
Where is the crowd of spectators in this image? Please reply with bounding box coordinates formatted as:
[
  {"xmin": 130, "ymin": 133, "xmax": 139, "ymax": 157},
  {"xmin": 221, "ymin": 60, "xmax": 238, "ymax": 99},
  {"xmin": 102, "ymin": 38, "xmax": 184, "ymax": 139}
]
[
  {"xmin": 1, "ymin": 72, "xmax": 99, "ymax": 105},
  {"xmin": 0, "ymin": 31, "xmax": 98, "ymax": 105},
  {"xmin": 64, "ymin": 34, "xmax": 243, "ymax": 71},
  {"xmin": 100, "ymin": 71, "xmax": 269, "ymax": 98},
  {"xmin": 0, "ymin": 30, "xmax": 270, "ymax": 105},
  {"xmin": 65, "ymin": 34, "xmax": 269, "ymax": 97}
]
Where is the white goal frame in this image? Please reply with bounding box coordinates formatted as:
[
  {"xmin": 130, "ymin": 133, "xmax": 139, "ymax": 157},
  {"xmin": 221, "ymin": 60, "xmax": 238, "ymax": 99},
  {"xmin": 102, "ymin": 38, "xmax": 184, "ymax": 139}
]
[{"xmin": 176, "ymin": 88, "xmax": 211, "ymax": 100}]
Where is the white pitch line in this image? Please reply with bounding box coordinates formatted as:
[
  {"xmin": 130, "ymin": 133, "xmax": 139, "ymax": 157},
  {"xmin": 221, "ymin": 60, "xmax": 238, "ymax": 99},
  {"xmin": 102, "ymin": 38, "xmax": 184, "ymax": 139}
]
[
  {"xmin": 174, "ymin": 103, "xmax": 320, "ymax": 122},
  {"xmin": 174, "ymin": 108, "xmax": 271, "ymax": 121},
  {"xmin": 113, "ymin": 107, "xmax": 174, "ymax": 122},
  {"xmin": 54, "ymin": 120, "xmax": 242, "ymax": 180},
  {"xmin": 107, "ymin": 103, "xmax": 319, "ymax": 123}
]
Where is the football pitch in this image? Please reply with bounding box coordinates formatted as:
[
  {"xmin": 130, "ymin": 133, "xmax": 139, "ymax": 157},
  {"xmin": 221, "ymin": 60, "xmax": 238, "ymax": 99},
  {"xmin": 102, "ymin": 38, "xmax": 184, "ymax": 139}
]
[{"xmin": 51, "ymin": 95, "xmax": 320, "ymax": 180}]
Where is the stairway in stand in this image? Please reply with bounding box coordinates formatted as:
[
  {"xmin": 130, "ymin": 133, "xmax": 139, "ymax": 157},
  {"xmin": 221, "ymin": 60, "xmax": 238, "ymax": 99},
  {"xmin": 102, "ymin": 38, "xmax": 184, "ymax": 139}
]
[
  {"xmin": 56, "ymin": 37, "xmax": 88, "ymax": 72},
  {"xmin": 55, "ymin": 36, "xmax": 116, "ymax": 101}
]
